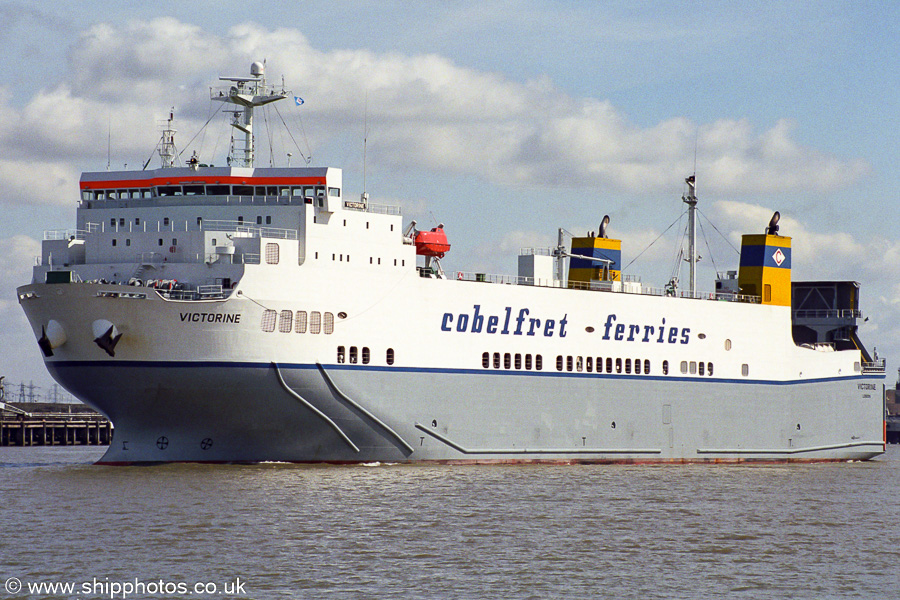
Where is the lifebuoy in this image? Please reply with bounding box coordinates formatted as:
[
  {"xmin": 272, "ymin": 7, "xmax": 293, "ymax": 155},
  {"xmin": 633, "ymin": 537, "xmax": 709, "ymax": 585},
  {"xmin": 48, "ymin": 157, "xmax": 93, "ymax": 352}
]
[
  {"xmin": 457, "ymin": 271, "xmax": 463, "ymax": 280},
  {"xmin": 169, "ymin": 246, "xmax": 176, "ymax": 253}
]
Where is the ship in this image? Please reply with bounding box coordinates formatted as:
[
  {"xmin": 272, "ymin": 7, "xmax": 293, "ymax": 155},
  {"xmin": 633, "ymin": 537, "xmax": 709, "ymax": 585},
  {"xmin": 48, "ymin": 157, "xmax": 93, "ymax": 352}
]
[{"xmin": 17, "ymin": 62, "xmax": 887, "ymax": 464}]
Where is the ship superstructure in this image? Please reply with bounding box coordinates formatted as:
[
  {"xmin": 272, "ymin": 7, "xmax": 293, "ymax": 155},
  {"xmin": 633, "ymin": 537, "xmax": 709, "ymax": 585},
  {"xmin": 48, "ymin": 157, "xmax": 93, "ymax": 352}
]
[{"xmin": 17, "ymin": 64, "xmax": 886, "ymax": 464}]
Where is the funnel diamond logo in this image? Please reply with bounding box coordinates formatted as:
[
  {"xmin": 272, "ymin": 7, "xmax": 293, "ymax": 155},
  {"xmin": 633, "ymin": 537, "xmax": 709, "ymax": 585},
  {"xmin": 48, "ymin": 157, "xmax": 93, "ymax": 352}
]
[{"xmin": 773, "ymin": 248, "xmax": 786, "ymax": 266}]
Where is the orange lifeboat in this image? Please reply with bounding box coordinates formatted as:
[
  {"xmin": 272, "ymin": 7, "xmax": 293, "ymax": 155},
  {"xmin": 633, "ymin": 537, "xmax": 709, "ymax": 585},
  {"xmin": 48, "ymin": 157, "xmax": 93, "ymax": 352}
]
[{"xmin": 414, "ymin": 226, "xmax": 451, "ymax": 258}]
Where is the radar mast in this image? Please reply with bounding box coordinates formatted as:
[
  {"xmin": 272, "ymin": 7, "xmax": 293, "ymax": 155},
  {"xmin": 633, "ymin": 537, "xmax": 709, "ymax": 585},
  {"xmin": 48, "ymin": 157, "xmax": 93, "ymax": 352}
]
[{"xmin": 211, "ymin": 61, "xmax": 290, "ymax": 168}]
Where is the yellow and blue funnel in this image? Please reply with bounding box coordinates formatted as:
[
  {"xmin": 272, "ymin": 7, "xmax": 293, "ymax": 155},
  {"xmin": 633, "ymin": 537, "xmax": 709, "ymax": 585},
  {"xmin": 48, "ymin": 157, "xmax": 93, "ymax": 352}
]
[
  {"xmin": 738, "ymin": 234, "xmax": 791, "ymax": 305},
  {"xmin": 569, "ymin": 236, "xmax": 621, "ymax": 286}
]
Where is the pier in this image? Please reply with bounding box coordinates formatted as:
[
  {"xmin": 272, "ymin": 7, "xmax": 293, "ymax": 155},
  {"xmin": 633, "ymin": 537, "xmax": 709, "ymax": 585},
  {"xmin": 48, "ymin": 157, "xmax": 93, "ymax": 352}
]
[{"xmin": 1, "ymin": 402, "xmax": 112, "ymax": 446}]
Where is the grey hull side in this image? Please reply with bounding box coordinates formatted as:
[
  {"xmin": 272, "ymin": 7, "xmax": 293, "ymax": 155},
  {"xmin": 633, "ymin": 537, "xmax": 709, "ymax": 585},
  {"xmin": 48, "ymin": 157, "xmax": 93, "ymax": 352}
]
[{"xmin": 47, "ymin": 362, "xmax": 885, "ymax": 464}]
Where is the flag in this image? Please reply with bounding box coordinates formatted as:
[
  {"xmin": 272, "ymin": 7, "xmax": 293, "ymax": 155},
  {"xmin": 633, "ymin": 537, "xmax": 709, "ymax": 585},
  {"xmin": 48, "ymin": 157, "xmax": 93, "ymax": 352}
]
[{"xmin": 294, "ymin": 96, "xmax": 304, "ymax": 106}]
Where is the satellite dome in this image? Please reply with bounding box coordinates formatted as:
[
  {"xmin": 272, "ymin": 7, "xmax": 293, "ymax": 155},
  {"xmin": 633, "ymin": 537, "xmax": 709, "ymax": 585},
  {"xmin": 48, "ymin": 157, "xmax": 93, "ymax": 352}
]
[{"xmin": 250, "ymin": 61, "xmax": 265, "ymax": 77}]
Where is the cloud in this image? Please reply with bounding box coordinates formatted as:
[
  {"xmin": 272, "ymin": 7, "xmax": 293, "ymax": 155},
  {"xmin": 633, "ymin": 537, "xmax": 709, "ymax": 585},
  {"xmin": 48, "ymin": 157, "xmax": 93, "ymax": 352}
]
[{"xmin": 0, "ymin": 18, "xmax": 871, "ymax": 209}]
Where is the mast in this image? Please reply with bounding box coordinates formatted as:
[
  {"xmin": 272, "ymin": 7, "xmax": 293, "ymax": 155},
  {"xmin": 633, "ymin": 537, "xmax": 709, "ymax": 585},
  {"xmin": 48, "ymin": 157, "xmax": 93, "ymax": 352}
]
[
  {"xmin": 682, "ymin": 175, "xmax": 698, "ymax": 297},
  {"xmin": 211, "ymin": 61, "xmax": 290, "ymax": 168}
]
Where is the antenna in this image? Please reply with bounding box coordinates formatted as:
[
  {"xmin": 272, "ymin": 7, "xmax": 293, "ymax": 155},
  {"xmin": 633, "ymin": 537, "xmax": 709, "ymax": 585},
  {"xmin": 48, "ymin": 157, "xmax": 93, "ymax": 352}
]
[
  {"xmin": 363, "ymin": 92, "xmax": 368, "ymax": 195},
  {"xmin": 107, "ymin": 114, "xmax": 111, "ymax": 170}
]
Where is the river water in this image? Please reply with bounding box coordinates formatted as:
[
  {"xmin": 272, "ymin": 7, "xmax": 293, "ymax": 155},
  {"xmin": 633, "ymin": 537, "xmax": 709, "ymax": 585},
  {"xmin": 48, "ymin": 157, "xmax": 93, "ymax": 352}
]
[{"xmin": 1, "ymin": 445, "xmax": 899, "ymax": 600}]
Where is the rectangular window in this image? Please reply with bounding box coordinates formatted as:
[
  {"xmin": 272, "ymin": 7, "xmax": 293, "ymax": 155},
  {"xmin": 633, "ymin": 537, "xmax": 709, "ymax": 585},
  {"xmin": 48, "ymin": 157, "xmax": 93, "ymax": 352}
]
[
  {"xmin": 535, "ymin": 355, "xmax": 543, "ymax": 371},
  {"xmin": 504, "ymin": 353, "xmax": 511, "ymax": 370},
  {"xmin": 644, "ymin": 360, "xmax": 650, "ymax": 374},
  {"xmin": 279, "ymin": 310, "xmax": 293, "ymax": 333},
  {"xmin": 556, "ymin": 355, "xmax": 563, "ymax": 371},
  {"xmin": 681, "ymin": 361, "xmax": 688, "ymax": 374},
  {"xmin": 634, "ymin": 359, "xmax": 641, "ymax": 375},
  {"xmin": 764, "ymin": 284, "xmax": 772, "ymax": 303},
  {"xmin": 566, "ymin": 356, "xmax": 573, "ymax": 372},
  {"xmin": 742, "ymin": 364, "xmax": 749, "ymax": 376},
  {"xmin": 261, "ymin": 309, "xmax": 276, "ymax": 332},
  {"xmin": 698, "ymin": 362, "xmax": 705, "ymax": 376},
  {"xmin": 265, "ymin": 243, "xmax": 280, "ymax": 264},
  {"xmin": 586, "ymin": 357, "xmax": 592, "ymax": 373},
  {"xmin": 707, "ymin": 362, "xmax": 713, "ymax": 376},
  {"xmin": 310, "ymin": 311, "xmax": 321, "ymax": 334},
  {"xmin": 337, "ymin": 346, "xmax": 345, "ymax": 363},
  {"xmin": 323, "ymin": 312, "xmax": 334, "ymax": 334},
  {"xmin": 362, "ymin": 347, "xmax": 370, "ymax": 365},
  {"xmin": 349, "ymin": 346, "xmax": 358, "ymax": 364},
  {"xmin": 295, "ymin": 311, "xmax": 308, "ymax": 333},
  {"xmin": 328, "ymin": 187, "xmax": 341, "ymax": 197},
  {"xmin": 386, "ymin": 348, "xmax": 395, "ymax": 365},
  {"xmin": 482, "ymin": 352, "xmax": 490, "ymax": 368},
  {"xmin": 616, "ymin": 358, "xmax": 622, "ymax": 374},
  {"xmin": 625, "ymin": 359, "xmax": 631, "ymax": 374},
  {"xmin": 690, "ymin": 361, "xmax": 697, "ymax": 374},
  {"xmin": 576, "ymin": 356, "xmax": 583, "ymax": 372},
  {"xmin": 525, "ymin": 354, "xmax": 532, "ymax": 370},
  {"xmin": 606, "ymin": 358, "xmax": 613, "ymax": 373},
  {"xmin": 493, "ymin": 352, "xmax": 501, "ymax": 369},
  {"xmin": 514, "ymin": 353, "xmax": 522, "ymax": 370},
  {"xmin": 163, "ymin": 217, "xmax": 170, "ymax": 226}
]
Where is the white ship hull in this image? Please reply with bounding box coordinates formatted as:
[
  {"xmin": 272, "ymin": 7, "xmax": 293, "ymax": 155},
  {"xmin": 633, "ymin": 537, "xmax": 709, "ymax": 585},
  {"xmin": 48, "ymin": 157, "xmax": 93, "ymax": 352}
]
[{"xmin": 18, "ymin": 278, "xmax": 885, "ymax": 464}]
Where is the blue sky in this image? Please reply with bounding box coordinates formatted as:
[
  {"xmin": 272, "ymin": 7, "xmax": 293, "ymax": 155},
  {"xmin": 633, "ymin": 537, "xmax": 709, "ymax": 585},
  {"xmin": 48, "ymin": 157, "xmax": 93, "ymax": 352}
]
[{"xmin": 1, "ymin": 1, "xmax": 898, "ymax": 396}]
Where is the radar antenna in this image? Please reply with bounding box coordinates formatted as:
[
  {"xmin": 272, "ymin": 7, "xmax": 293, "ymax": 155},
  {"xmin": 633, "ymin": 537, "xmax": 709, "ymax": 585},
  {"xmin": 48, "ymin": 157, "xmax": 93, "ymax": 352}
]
[{"xmin": 210, "ymin": 61, "xmax": 290, "ymax": 168}]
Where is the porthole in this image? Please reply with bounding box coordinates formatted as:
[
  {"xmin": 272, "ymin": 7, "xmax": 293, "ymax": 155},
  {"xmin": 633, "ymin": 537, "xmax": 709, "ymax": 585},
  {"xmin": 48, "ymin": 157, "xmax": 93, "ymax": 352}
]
[
  {"xmin": 585, "ymin": 326, "xmax": 595, "ymax": 333},
  {"xmin": 698, "ymin": 333, "xmax": 706, "ymax": 339}
]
